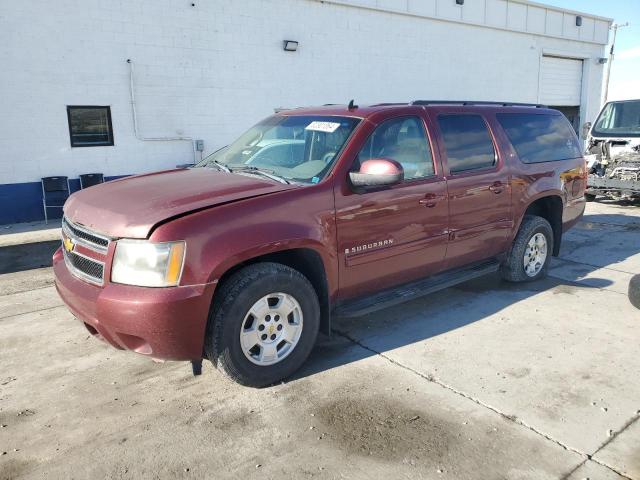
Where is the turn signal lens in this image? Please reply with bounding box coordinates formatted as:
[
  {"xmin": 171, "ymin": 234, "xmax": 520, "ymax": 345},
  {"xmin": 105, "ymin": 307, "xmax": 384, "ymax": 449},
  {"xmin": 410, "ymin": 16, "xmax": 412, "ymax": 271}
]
[{"xmin": 165, "ymin": 242, "xmax": 185, "ymax": 286}]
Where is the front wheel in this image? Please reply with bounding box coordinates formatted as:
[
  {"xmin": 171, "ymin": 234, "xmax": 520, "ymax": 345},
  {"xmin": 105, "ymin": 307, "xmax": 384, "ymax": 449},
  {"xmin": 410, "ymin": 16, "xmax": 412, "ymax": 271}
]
[
  {"xmin": 501, "ymin": 215, "xmax": 554, "ymax": 283},
  {"xmin": 204, "ymin": 262, "xmax": 320, "ymax": 387}
]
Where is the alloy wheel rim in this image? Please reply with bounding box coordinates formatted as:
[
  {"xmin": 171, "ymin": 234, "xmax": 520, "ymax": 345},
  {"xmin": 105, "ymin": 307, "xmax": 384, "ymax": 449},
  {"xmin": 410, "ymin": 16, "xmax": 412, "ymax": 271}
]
[
  {"xmin": 240, "ymin": 292, "xmax": 303, "ymax": 366},
  {"xmin": 523, "ymin": 232, "xmax": 548, "ymax": 277}
]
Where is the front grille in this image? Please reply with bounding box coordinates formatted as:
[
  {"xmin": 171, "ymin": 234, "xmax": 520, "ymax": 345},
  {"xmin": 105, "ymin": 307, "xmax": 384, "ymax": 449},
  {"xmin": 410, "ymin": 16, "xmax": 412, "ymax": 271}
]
[
  {"xmin": 62, "ymin": 217, "xmax": 110, "ymax": 285},
  {"xmin": 65, "ymin": 250, "xmax": 105, "ymax": 283},
  {"xmin": 62, "ymin": 217, "xmax": 109, "ymax": 250}
]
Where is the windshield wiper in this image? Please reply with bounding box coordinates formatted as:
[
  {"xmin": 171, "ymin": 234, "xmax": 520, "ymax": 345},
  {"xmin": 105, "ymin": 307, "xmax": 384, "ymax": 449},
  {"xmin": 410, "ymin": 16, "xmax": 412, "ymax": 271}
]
[
  {"xmin": 209, "ymin": 160, "xmax": 231, "ymax": 172},
  {"xmin": 231, "ymin": 166, "xmax": 290, "ymax": 184}
]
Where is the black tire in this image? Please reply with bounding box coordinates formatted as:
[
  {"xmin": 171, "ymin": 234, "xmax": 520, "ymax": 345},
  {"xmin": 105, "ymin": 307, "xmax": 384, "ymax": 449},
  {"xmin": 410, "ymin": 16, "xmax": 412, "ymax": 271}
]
[
  {"xmin": 204, "ymin": 262, "xmax": 320, "ymax": 387},
  {"xmin": 585, "ymin": 193, "xmax": 597, "ymax": 202},
  {"xmin": 629, "ymin": 275, "xmax": 640, "ymax": 310},
  {"xmin": 501, "ymin": 215, "xmax": 554, "ymax": 283}
]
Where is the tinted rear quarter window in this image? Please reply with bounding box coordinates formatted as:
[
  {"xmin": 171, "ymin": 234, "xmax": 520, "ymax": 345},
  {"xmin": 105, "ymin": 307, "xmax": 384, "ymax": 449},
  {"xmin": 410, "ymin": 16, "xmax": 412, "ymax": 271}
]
[
  {"xmin": 496, "ymin": 113, "xmax": 582, "ymax": 163},
  {"xmin": 438, "ymin": 114, "xmax": 496, "ymax": 173}
]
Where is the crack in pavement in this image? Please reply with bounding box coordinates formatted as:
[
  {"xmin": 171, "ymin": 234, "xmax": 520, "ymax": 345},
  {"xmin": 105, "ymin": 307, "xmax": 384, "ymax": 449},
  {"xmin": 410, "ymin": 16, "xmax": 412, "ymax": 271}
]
[
  {"xmin": 0, "ymin": 283, "xmax": 55, "ymax": 297},
  {"xmin": 559, "ymin": 457, "xmax": 634, "ymax": 480},
  {"xmin": 559, "ymin": 460, "xmax": 588, "ymax": 480},
  {"xmin": 592, "ymin": 411, "xmax": 640, "ymax": 456},
  {"xmin": 333, "ymin": 329, "xmax": 585, "ymax": 455},
  {"xmin": 0, "ymin": 304, "xmax": 65, "ymax": 321},
  {"xmin": 333, "ymin": 328, "xmax": 639, "ymax": 480},
  {"xmin": 581, "ymin": 414, "xmax": 640, "ymax": 480}
]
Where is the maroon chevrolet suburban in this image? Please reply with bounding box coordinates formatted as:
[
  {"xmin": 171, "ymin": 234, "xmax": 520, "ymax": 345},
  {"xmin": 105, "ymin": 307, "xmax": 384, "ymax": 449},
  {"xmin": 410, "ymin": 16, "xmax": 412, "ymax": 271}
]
[{"xmin": 54, "ymin": 101, "xmax": 586, "ymax": 387}]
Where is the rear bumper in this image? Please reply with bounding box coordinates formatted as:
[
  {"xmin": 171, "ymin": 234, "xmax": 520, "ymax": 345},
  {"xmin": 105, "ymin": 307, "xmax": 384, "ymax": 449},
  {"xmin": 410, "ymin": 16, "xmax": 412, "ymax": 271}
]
[
  {"xmin": 53, "ymin": 248, "xmax": 215, "ymax": 361},
  {"xmin": 562, "ymin": 196, "xmax": 586, "ymax": 233}
]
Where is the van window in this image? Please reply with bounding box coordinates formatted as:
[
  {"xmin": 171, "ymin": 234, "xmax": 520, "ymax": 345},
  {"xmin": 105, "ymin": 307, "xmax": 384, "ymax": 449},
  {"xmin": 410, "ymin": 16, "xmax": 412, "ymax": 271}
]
[
  {"xmin": 592, "ymin": 100, "xmax": 640, "ymax": 137},
  {"xmin": 497, "ymin": 113, "xmax": 582, "ymax": 163},
  {"xmin": 438, "ymin": 115, "xmax": 496, "ymax": 173}
]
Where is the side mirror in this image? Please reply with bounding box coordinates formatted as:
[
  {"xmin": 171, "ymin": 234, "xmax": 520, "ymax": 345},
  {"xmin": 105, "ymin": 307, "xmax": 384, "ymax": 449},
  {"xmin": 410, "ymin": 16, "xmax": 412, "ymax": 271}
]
[
  {"xmin": 349, "ymin": 158, "xmax": 404, "ymax": 189},
  {"xmin": 582, "ymin": 122, "xmax": 592, "ymax": 138}
]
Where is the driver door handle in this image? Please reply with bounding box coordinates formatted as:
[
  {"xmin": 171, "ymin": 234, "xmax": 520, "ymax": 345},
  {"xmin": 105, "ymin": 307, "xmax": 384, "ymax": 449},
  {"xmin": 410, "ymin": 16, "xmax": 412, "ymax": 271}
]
[{"xmin": 489, "ymin": 182, "xmax": 504, "ymax": 194}]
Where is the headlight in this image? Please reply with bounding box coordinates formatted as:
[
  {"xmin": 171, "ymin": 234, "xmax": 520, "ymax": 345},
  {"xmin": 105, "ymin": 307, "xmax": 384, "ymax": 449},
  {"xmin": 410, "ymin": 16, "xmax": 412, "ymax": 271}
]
[{"xmin": 111, "ymin": 240, "xmax": 186, "ymax": 287}]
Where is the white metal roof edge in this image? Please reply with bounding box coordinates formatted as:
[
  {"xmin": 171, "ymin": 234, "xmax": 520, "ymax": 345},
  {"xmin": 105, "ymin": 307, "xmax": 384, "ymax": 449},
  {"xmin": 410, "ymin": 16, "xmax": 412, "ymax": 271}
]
[
  {"xmin": 510, "ymin": 0, "xmax": 613, "ymax": 23},
  {"xmin": 309, "ymin": 0, "xmax": 613, "ymax": 46}
]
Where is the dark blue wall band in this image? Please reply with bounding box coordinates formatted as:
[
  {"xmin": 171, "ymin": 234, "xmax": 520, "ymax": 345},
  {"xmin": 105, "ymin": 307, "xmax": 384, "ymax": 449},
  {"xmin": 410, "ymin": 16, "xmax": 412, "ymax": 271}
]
[{"xmin": 0, "ymin": 176, "xmax": 127, "ymax": 225}]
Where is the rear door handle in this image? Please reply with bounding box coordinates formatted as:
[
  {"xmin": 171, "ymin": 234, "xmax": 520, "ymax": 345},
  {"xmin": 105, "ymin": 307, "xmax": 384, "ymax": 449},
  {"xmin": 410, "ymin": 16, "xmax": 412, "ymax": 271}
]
[
  {"xmin": 419, "ymin": 194, "xmax": 443, "ymax": 208},
  {"xmin": 489, "ymin": 182, "xmax": 504, "ymax": 194}
]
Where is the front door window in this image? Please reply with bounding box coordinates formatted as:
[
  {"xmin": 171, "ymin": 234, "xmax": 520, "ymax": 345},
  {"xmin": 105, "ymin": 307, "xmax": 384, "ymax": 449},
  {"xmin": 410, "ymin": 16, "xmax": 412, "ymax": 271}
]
[{"xmin": 358, "ymin": 116, "xmax": 435, "ymax": 181}]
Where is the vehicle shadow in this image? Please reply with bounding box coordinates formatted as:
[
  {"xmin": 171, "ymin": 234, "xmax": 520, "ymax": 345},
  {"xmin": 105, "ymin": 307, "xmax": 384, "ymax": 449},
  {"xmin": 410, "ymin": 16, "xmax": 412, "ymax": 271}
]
[
  {"xmin": 582, "ymin": 199, "xmax": 640, "ymax": 228},
  {"xmin": 0, "ymin": 241, "xmax": 59, "ymax": 275},
  {"xmin": 0, "ymin": 220, "xmax": 60, "ymax": 275},
  {"xmin": 556, "ymin": 208, "xmax": 640, "ymax": 275},
  {"xmin": 591, "ymin": 198, "xmax": 640, "ymax": 208},
  {"xmin": 294, "ymin": 274, "xmax": 611, "ymax": 381},
  {"xmin": 293, "ymin": 208, "xmax": 639, "ymax": 382}
]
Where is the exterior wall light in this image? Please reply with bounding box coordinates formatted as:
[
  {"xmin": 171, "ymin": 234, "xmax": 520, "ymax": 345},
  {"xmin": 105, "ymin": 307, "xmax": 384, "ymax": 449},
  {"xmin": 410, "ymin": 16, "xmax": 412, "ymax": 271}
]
[
  {"xmin": 576, "ymin": 16, "xmax": 582, "ymax": 26},
  {"xmin": 598, "ymin": 57, "xmax": 608, "ymax": 64},
  {"xmin": 456, "ymin": 0, "xmax": 464, "ymax": 4},
  {"xmin": 283, "ymin": 40, "xmax": 299, "ymax": 52}
]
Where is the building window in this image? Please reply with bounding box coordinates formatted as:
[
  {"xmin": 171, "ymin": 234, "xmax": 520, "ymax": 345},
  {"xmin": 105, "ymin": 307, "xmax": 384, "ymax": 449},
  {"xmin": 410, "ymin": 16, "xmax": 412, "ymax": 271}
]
[{"xmin": 67, "ymin": 106, "xmax": 114, "ymax": 147}]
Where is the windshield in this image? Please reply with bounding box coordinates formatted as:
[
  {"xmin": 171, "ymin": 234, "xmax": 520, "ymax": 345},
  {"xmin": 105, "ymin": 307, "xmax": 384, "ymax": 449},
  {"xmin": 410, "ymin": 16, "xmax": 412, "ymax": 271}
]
[
  {"xmin": 592, "ymin": 100, "xmax": 640, "ymax": 138},
  {"xmin": 195, "ymin": 115, "xmax": 361, "ymax": 183}
]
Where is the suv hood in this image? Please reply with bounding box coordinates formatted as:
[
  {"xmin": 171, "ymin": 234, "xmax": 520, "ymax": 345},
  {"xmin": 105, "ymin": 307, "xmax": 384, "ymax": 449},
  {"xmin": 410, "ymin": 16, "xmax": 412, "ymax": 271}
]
[{"xmin": 64, "ymin": 168, "xmax": 296, "ymax": 238}]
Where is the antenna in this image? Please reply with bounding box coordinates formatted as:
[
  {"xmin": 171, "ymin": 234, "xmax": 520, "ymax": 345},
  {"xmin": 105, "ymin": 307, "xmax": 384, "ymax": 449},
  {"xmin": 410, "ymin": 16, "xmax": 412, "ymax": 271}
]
[
  {"xmin": 348, "ymin": 99, "xmax": 358, "ymax": 110},
  {"xmin": 603, "ymin": 22, "xmax": 630, "ymax": 103}
]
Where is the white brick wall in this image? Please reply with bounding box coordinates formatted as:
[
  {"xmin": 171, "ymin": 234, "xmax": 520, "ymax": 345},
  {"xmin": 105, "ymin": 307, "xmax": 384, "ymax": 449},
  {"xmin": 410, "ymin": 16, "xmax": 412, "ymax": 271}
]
[{"xmin": 0, "ymin": 0, "xmax": 608, "ymax": 185}]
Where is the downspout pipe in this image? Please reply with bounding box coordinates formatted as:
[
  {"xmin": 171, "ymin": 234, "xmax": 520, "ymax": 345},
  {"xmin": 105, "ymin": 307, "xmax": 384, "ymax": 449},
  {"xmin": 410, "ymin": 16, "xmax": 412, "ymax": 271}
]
[{"xmin": 126, "ymin": 59, "xmax": 196, "ymax": 163}]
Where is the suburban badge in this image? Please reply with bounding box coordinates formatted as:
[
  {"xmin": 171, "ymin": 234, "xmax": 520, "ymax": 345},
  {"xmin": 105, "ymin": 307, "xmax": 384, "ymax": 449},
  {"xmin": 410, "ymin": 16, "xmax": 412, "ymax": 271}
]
[{"xmin": 345, "ymin": 239, "xmax": 394, "ymax": 256}]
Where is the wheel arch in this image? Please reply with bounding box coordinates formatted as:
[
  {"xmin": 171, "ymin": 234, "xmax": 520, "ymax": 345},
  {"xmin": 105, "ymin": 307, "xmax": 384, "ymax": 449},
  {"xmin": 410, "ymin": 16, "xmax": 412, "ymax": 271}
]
[
  {"xmin": 521, "ymin": 195, "xmax": 564, "ymax": 256},
  {"xmin": 212, "ymin": 247, "xmax": 332, "ymax": 335}
]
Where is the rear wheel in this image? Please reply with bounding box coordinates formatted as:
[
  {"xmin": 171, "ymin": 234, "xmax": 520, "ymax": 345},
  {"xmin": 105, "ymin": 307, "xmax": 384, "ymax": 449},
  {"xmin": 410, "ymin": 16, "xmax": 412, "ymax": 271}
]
[
  {"xmin": 502, "ymin": 215, "xmax": 554, "ymax": 283},
  {"xmin": 585, "ymin": 193, "xmax": 597, "ymax": 202},
  {"xmin": 204, "ymin": 262, "xmax": 320, "ymax": 387}
]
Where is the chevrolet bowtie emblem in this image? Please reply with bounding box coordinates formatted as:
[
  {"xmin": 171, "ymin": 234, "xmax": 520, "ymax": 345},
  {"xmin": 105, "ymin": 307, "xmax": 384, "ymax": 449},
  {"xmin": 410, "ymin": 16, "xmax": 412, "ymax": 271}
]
[{"xmin": 63, "ymin": 235, "xmax": 75, "ymax": 253}]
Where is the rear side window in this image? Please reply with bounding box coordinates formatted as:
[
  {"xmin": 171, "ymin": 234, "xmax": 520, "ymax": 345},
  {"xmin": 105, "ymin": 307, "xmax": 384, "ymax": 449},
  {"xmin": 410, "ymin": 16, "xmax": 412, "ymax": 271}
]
[
  {"xmin": 438, "ymin": 115, "xmax": 496, "ymax": 173},
  {"xmin": 496, "ymin": 113, "xmax": 582, "ymax": 163}
]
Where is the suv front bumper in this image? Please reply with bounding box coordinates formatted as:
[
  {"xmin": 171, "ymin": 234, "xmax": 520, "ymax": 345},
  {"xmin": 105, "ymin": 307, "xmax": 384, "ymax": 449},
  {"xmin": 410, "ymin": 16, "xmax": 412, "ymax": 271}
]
[{"xmin": 53, "ymin": 248, "xmax": 215, "ymax": 361}]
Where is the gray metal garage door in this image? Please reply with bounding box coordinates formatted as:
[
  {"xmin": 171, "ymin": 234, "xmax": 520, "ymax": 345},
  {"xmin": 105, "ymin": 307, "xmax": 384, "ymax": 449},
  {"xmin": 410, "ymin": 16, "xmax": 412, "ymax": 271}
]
[{"xmin": 539, "ymin": 55, "xmax": 583, "ymax": 106}]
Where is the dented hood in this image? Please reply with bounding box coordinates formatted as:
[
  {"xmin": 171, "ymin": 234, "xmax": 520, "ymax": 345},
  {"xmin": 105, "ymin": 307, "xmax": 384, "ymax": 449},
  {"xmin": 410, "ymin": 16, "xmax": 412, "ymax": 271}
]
[{"xmin": 64, "ymin": 168, "xmax": 296, "ymax": 238}]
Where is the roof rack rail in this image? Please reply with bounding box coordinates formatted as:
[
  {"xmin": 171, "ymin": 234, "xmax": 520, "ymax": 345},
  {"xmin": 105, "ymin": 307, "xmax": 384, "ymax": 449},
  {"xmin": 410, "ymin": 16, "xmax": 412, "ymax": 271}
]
[
  {"xmin": 369, "ymin": 102, "xmax": 406, "ymax": 107},
  {"xmin": 274, "ymin": 106, "xmax": 309, "ymax": 113},
  {"xmin": 410, "ymin": 100, "xmax": 547, "ymax": 108}
]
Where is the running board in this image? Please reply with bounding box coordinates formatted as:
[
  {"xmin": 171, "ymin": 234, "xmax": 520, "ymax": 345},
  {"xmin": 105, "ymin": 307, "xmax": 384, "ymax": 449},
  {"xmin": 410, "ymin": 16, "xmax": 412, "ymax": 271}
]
[{"xmin": 335, "ymin": 259, "xmax": 501, "ymax": 318}]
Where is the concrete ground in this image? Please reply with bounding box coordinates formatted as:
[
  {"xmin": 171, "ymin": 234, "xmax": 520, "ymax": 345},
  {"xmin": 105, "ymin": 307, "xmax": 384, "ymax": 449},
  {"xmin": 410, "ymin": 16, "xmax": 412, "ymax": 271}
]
[{"xmin": 1, "ymin": 202, "xmax": 639, "ymax": 480}]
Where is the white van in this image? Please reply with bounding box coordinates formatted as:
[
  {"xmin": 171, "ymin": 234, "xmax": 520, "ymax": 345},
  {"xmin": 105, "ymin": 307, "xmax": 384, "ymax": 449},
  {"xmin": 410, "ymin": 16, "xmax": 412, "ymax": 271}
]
[{"xmin": 585, "ymin": 99, "xmax": 640, "ymax": 201}]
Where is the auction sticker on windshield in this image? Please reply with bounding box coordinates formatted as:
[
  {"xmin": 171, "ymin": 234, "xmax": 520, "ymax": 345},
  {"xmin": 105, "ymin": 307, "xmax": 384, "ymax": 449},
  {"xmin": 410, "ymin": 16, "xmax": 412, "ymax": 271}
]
[{"xmin": 305, "ymin": 121, "xmax": 341, "ymax": 133}]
